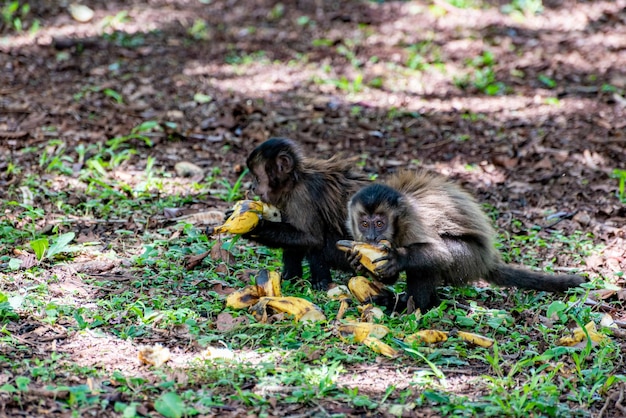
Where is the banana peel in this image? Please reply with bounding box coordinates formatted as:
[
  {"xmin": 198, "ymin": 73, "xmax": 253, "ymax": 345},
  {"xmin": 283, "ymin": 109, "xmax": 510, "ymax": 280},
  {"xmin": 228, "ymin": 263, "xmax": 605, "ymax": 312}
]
[
  {"xmin": 405, "ymin": 329, "xmax": 449, "ymax": 345},
  {"xmin": 209, "ymin": 200, "xmax": 281, "ymax": 235},
  {"xmin": 338, "ymin": 321, "xmax": 390, "ymax": 342},
  {"xmin": 405, "ymin": 329, "xmax": 494, "ymax": 348},
  {"xmin": 358, "ymin": 304, "xmax": 385, "ymax": 322},
  {"xmin": 338, "ymin": 321, "xmax": 396, "ymax": 358},
  {"xmin": 454, "ymin": 331, "xmax": 494, "ymax": 348},
  {"xmin": 255, "ymin": 269, "xmax": 282, "ymax": 297},
  {"xmin": 225, "ymin": 269, "xmax": 280, "ymax": 310},
  {"xmin": 138, "ymin": 344, "xmax": 171, "ymax": 367},
  {"xmin": 336, "ymin": 240, "xmax": 390, "ymax": 274},
  {"xmin": 251, "ymin": 296, "xmax": 326, "ymax": 323},
  {"xmin": 347, "ymin": 275, "xmax": 394, "ymax": 304},
  {"xmin": 226, "ymin": 285, "xmax": 262, "ymax": 310},
  {"xmin": 362, "ymin": 336, "xmax": 398, "ymax": 358},
  {"xmin": 557, "ymin": 321, "xmax": 608, "ymax": 346}
]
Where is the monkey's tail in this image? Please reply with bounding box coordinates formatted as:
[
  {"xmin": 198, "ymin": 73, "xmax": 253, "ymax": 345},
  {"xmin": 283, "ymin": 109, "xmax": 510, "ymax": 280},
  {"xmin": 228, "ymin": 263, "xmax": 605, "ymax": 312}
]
[{"xmin": 487, "ymin": 265, "xmax": 585, "ymax": 292}]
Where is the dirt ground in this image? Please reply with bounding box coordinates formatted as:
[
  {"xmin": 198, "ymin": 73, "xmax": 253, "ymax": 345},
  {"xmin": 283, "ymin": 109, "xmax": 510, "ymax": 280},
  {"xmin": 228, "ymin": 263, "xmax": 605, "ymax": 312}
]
[{"xmin": 1, "ymin": 0, "xmax": 626, "ymax": 416}]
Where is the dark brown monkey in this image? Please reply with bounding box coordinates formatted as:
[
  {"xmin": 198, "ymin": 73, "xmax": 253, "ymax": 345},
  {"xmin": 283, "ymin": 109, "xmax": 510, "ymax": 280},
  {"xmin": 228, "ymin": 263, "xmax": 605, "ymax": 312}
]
[
  {"xmin": 244, "ymin": 138, "xmax": 371, "ymax": 289},
  {"xmin": 346, "ymin": 170, "xmax": 586, "ymax": 312}
]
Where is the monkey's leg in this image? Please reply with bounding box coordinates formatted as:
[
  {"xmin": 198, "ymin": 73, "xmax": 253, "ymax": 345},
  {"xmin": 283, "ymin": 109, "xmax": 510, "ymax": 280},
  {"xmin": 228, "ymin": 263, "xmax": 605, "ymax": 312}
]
[
  {"xmin": 405, "ymin": 268, "xmax": 442, "ymax": 313},
  {"xmin": 306, "ymin": 251, "xmax": 333, "ymax": 290},
  {"xmin": 282, "ymin": 248, "xmax": 304, "ymax": 281}
]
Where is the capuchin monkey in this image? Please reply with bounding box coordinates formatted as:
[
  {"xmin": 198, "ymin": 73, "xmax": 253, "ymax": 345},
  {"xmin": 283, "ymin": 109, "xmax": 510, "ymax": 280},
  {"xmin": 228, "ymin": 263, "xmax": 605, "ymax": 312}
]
[
  {"xmin": 346, "ymin": 170, "xmax": 586, "ymax": 313},
  {"xmin": 243, "ymin": 138, "xmax": 371, "ymax": 289}
]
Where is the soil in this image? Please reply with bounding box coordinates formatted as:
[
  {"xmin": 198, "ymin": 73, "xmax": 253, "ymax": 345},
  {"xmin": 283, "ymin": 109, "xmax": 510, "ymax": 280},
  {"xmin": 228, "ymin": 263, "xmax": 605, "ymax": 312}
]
[{"xmin": 1, "ymin": 0, "xmax": 625, "ymax": 416}]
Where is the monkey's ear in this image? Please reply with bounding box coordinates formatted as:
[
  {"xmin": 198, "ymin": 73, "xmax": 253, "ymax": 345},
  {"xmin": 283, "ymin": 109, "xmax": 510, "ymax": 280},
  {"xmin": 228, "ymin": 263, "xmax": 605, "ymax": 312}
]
[{"xmin": 276, "ymin": 152, "xmax": 294, "ymax": 174}]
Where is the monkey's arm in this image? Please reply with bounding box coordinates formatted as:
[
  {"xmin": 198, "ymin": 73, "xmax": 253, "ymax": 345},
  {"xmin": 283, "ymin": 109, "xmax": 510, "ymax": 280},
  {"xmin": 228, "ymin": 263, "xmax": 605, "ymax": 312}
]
[
  {"xmin": 374, "ymin": 242, "xmax": 452, "ymax": 283},
  {"xmin": 242, "ymin": 219, "xmax": 324, "ymax": 249}
]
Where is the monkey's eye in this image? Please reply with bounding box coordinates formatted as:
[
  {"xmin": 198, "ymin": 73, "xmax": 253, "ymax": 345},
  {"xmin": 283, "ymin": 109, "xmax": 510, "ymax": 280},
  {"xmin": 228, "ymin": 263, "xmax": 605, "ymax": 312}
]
[
  {"xmin": 375, "ymin": 221, "xmax": 384, "ymax": 228},
  {"xmin": 360, "ymin": 221, "xmax": 369, "ymax": 228}
]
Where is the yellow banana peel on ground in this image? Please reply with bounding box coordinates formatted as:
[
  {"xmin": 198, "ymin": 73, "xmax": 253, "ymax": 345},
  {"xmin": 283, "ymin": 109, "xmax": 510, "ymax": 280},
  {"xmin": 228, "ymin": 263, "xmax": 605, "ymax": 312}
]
[
  {"xmin": 338, "ymin": 321, "xmax": 390, "ymax": 342},
  {"xmin": 405, "ymin": 329, "xmax": 494, "ymax": 348},
  {"xmin": 347, "ymin": 276, "xmax": 388, "ymax": 304},
  {"xmin": 225, "ymin": 269, "xmax": 281, "ymax": 310},
  {"xmin": 557, "ymin": 321, "xmax": 609, "ymax": 346},
  {"xmin": 362, "ymin": 336, "xmax": 398, "ymax": 358},
  {"xmin": 251, "ymin": 296, "xmax": 326, "ymax": 323},
  {"xmin": 337, "ymin": 321, "xmax": 396, "ymax": 357}
]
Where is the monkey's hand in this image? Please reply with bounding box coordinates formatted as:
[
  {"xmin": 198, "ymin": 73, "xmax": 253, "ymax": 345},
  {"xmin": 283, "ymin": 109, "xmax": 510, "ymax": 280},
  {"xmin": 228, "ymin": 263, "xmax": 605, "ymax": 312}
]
[
  {"xmin": 347, "ymin": 249, "xmax": 367, "ymax": 275},
  {"xmin": 372, "ymin": 246, "xmax": 405, "ymax": 284}
]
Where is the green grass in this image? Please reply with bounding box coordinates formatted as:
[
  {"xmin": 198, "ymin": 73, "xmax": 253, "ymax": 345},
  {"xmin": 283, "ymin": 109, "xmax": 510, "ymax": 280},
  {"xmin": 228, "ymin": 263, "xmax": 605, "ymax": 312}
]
[{"xmin": 0, "ymin": 144, "xmax": 622, "ymax": 415}]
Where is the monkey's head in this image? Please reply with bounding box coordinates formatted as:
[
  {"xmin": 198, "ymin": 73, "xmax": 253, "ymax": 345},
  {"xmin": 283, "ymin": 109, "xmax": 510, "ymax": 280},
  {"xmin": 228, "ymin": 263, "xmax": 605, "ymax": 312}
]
[
  {"xmin": 246, "ymin": 138, "xmax": 302, "ymax": 205},
  {"xmin": 348, "ymin": 184, "xmax": 403, "ymax": 244}
]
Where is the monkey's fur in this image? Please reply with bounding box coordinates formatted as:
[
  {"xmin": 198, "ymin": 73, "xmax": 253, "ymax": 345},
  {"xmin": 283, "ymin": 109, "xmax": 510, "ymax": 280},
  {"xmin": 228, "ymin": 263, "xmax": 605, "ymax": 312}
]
[
  {"xmin": 347, "ymin": 170, "xmax": 586, "ymax": 312},
  {"xmin": 244, "ymin": 138, "xmax": 370, "ymax": 289}
]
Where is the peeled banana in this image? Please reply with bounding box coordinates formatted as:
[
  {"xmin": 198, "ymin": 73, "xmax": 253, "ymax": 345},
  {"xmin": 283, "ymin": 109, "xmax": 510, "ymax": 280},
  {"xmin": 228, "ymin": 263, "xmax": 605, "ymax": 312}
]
[
  {"xmin": 250, "ymin": 296, "xmax": 326, "ymax": 323},
  {"xmin": 209, "ymin": 200, "xmax": 281, "ymax": 235},
  {"xmin": 336, "ymin": 240, "xmax": 390, "ymax": 274}
]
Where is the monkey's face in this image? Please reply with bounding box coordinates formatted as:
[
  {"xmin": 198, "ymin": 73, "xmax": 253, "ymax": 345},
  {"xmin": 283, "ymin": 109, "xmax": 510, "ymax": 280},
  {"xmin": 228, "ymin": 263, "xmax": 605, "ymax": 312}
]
[
  {"xmin": 250, "ymin": 165, "xmax": 274, "ymax": 204},
  {"xmin": 354, "ymin": 211, "xmax": 391, "ymax": 244}
]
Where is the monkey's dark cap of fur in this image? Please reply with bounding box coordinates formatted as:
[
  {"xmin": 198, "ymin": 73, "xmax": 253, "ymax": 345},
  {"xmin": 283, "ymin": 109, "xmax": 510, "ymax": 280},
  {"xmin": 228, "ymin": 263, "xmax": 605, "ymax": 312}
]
[
  {"xmin": 352, "ymin": 184, "xmax": 403, "ymax": 211},
  {"xmin": 247, "ymin": 138, "xmax": 300, "ymax": 168}
]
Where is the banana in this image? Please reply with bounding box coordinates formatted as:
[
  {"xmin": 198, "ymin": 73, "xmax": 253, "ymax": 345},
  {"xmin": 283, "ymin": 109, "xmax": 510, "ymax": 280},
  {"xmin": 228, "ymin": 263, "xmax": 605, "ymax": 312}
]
[
  {"xmin": 557, "ymin": 321, "xmax": 608, "ymax": 346},
  {"xmin": 362, "ymin": 336, "xmax": 398, "ymax": 358},
  {"xmin": 358, "ymin": 304, "xmax": 385, "ymax": 322},
  {"xmin": 255, "ymin": 269, "xmax": 282, "ymax": 297},
  {"xmin": 405, "ymin": 329, "xmax": 449, "ymax": 345},
  {"xmin": 335, "ymin": 298, "xmax": 350, "ymax": 322},
  {"xmin": 209, "ymin": 200, "xmax": 281, "ymax": 235},
  {"xmin": 405, "ymin": 329, "xmax": 494, "ymax": 347},
  {"xmin": 455, "ymin": 331, "xmax": 495, "ymax": 348},
  {"xmin": 336, "ymin": 240, "xmax": 390, "ymax": 274},
  {"xmin": 260, "ymin": 203, "xmax": 282, "ymax": 222},
  {"xmin": 226, "ymin": 285, "xmax": 262, "ymax": 310},
  {"xmin": 138, "ymin": 344, "xmax": 171, "ymax": 367},
  {"xmin": 347, "ymin": 276, "xmax": 390, "ymax": 304},
  {"xmin": 250, "ymin": 296, "xmax": 326, "ymax": 323},
  {"xmin": 327, "ymin": 285, "xmax": 351, "ymax": 300},
  {"xmin": 338, "ymin": 322, "xmax": 390, "ymax": 342}
]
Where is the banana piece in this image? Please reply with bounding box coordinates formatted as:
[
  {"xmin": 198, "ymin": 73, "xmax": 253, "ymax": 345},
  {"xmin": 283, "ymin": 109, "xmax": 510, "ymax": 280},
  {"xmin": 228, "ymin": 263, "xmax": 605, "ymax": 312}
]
[
  {"xmin": 405, "ymin": 330, "xmax": 449, "ymax": 345},
  {"xmin": 250, "ymin": 296, "xmax": 326, "ymax": 323},
  {"xmin": 362, "ymin": 336, "xmax": 398, "ymax": 358},
  {"xmin": 336, "ymin": 240, "xmax": 390, "ymax": 274},
  {"xmin": 347, "ymin": 276, "xmax": 389, "ymax": 304},
  {"xmin": 209, "ymin": 200, "xmax": 281, "ymax": 235},
  {"xmin": 255, "ymin": 269, "xmax": 282, "ymax": 297},
  {"xmin": 226, "ymin": 286, "xmax": 262, "ymax": 310}
]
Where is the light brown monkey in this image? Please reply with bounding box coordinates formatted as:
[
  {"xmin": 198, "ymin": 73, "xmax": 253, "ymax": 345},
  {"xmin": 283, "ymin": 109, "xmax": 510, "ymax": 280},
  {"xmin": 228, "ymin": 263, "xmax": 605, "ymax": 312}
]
[{"xmin": 346, "ymin": 170, "xmax": 586, "ymax": 312}]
